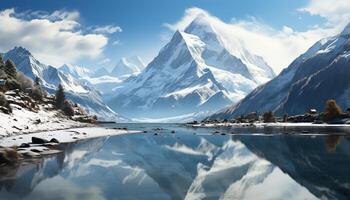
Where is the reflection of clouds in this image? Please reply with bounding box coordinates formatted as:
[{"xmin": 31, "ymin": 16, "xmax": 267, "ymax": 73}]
[
  {"xmin": 163, "ymin": 137, "xmax": 217, "ymax": 160},
  {"xmin": 122, "ymin": 168, "xmax": 145, "ymax": 185},
  {"xmin": 25, "ymin": 176, "xmax": 106, "ymax": 200},
  {"xmin": 87, "ymin": 158, "xmax": 123, "ymax": 168},
  {"xmin": 2, "ymin": 131, "xmax": 338, "ymax": 200},
  {"xmin": 64, "ymin": 150, "xmax": 89, "ymax": 169},
  {"xmin": 164, "ymin": 143, "xmax": 208, "ymax": 156}
]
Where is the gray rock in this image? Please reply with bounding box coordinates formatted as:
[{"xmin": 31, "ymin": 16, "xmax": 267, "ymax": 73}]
[{"xmin": 31, "ymin": 137, "xmax": 49, "ymax": 144}]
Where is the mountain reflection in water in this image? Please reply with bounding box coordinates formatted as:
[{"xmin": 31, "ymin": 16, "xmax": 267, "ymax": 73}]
[{"xmin": 0, "ymin": 124, "xmax": 349, "ymax": 200}]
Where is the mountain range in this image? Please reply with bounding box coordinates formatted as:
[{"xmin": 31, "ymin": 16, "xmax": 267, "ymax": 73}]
[
  {"xmin": 5, "ymin": 16, "xmax": 350, "ymax": 122},
  {"xmin": 2, "ymin": 47, "xmax": 118, "ymax": 121},
  {"xmin": 209, "ymin": 22, "xmax": 350, "ymax": 120},
  {"xmin": 107, "ymin": 14, "xmax": 275, "ymax": 119}
]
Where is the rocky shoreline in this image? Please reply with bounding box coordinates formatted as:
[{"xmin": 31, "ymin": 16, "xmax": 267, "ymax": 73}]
[{"xmin": 0, "ymin": 127, "xmax": 139, "ymax": 165}]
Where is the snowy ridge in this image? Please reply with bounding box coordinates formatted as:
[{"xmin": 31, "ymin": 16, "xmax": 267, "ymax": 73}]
[
  {"xmin": 209, "ymin": 22, "xmax": 350, "ymax": 119},
  {"xmin": 111, "ymin": 56, "xmax": 145, "ymax": 77},
  {"xmin": 59, "ymin": 64, "xmax": 91, "ymax": 79},
  {"xmin": 2, "ymin": 47, "xmax": 119, "ymax": 121}
]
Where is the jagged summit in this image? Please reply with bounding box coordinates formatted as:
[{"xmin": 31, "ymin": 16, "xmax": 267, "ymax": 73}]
[
  {"xmin": 8, "ymin": 46, "xmax": 32, "ymax": 56},
  {"xmin": 111, "ymin": 56, "xmax": 145, "ymax": 77}
]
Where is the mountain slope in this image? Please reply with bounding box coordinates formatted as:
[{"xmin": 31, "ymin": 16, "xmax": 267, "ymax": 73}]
[
  {"xmin": 3, "ymin": 47, "xmax": 118, "ymax": 120},
  {"xmin": 108, "ymin": 15, "xmax": 275, "ymax": 119},
  {"xmin": 209, "ymin": 23, "xmax": 350, "ymax": 119},
  {"xmin": 59, "ymin": 64, "xmax": 91, "ymax": 80}
]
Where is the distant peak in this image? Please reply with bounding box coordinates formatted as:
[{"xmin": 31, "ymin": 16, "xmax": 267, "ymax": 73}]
[
  {"xmin": 11, "ymin": 46, "xmax": 32, "ymax": 56},
  {"xmin": 120, "ymin": 57, "xmax": 128, "ymax": 63},
  {"xmin": 340, "ymin": 22, "xmax": 350, "ymax": 36}
]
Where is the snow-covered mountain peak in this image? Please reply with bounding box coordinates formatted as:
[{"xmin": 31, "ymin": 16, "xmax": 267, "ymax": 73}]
[
  {"xmin": 124, "ymin": 56, "xmax": 145, "ymax": 69},
  {"xmin": 184, "ymin": 15, "xmax": 225, "ymax": 54},
  {"xmin": 8, "ymin": 46, "xmax": 32, "ymax": 57},
  {"xmin": 182, "ymin": 15, "xmax": 275, "ymax": 83},
  {"xmin": 106, "ymin": 13, "xmax": 276, "ymax": 119},
  {"xmin": 111, "ymin": 56, "xmax": 145, "ymax": 77}
]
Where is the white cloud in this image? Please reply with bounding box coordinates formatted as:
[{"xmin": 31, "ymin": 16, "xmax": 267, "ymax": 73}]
[
  {"xmin": 97, "ymin": 58, "xmax": 111, "ymax": 65},
  {"xmin": 48, "ymin": 10, "xmax": 80, "ymax": 21},
  {"xmin": 299, "ymin": 0, "xmax": 350, "ymax": 29},
  {"xmin": 163, "ymin": 7, "xmax": 206, "ymax": 31},
  {"xmin": 92, "ymin": 25, "xmax": 122, "ymax": 34},
  {"xmin": 163, "ymin": 7, "xmax": 339, "ymax": 73},
  {"xmin": 0, "ymin": 8, "xmax": 116, "ymax": 67},
  {"xmin": 112, "ymin": 40, "xmax": 121, "ymax": 46}
]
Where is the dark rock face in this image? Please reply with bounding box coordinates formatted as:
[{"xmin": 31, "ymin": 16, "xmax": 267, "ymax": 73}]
[
  {"xmin": 280, "ymin": 55, "xmax": 350, "ymax": 115},
  {"xmin": 209, "ymin": 23, "xmax": 350, "ymax": 120},
  {"xmin": 31, "ymin": 137, "xmax": 49, "ymax": 144},
  {"xmin": 19, "ymin": 143, "xmax": 30, "ymax": 148}
]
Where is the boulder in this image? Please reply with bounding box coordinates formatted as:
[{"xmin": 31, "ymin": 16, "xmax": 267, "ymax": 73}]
[
  {"xmin": 0, "ymin": 106, "xmax": 10, "ymax": 114},
  {"xmin": 49, "ymin": 138, "xmax": 59, "ymax": 143},
  {"xmin": 31, "ymin": 137, "xmax": 49, "ymax": 144},
  {"xmin": 19, "ymin": 143, "xmax": 30, "ymax": 148}
]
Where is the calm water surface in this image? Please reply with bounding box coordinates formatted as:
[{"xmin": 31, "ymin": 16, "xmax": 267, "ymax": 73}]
[{"xmin": 0, "ymin": 123, "xmax": 350, "ymax": 200}]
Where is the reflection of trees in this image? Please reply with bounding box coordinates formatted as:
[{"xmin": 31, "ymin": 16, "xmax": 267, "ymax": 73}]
[
  {"xmin": 0, "ymin": 137, "xmax": 107, "ymax": 199},
  {"xmin": 0, "ymin": 158, "xmax": 43, "ymax": 192},
  {"xmin": 325, "ymin": 135, "xmax": 342, "ymax": 152},
  {"xmin": 0, "ymin": 163, "xmax": 20, "ymax": 191}
]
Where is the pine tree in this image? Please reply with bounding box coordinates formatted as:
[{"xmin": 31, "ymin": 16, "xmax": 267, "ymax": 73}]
[
  {"xmin": 0, "ymin": 54, "xmax": 4, "ymax": 66},
  {"xmin": 263, "ymin": 111, "xmax": 275, "ymax": 123},
  {"xmin": 323, "ymin": 99, "xmax": 342, "ymax": 122},
  {"xmin": 55, "ymin": 84, "xmax": 65, "ymax": 109},
  {"xmin": 34, "ymin": 76, "xmax": 41, "ymax": 86},
  {"xmin": 283, "ymin": 113, "xmax": 288, "ymax": 122},
  {"xmin": 4, "ymin": 59, "xmax": 17, "ymax": 78}
]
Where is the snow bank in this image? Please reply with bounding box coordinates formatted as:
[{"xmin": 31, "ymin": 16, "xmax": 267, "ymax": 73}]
[
  {"xmin": 0, "ymin": 104, "xmax": 88, "ymax": 137},
  {"xmin": 0, "ymin": 127, "xmax": 140, "ymax": 147}
]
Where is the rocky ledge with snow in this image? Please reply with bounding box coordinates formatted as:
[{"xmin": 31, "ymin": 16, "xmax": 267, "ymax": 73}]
[{"xmin": 0, "ymin": 90, "xmax": 96, "ymax": 137}]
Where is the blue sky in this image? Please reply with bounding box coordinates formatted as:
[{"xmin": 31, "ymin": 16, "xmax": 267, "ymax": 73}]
[{"xmin": 0, "ymin": 0, "xmax": 349, "ymax": 72}]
